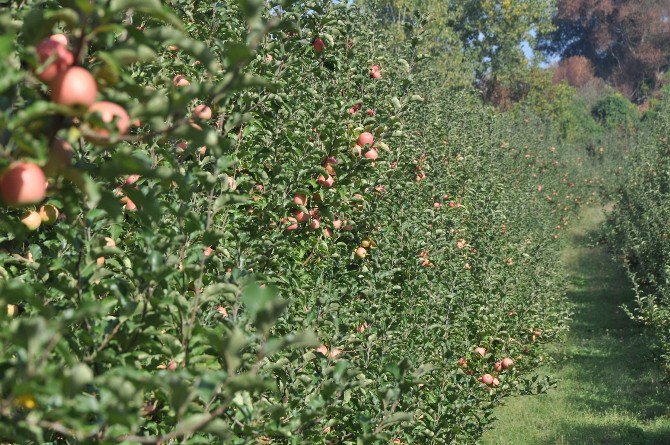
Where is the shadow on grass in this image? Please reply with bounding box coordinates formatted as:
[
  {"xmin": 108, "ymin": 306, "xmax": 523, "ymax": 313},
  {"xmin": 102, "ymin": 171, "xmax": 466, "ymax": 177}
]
[
  {"xmin": 553, "ymin": 212, "xmax": 670, "ymax": 442},
  {"xmin": 483, "ymin": 207, "xmax": 670, "ymax": 445}
]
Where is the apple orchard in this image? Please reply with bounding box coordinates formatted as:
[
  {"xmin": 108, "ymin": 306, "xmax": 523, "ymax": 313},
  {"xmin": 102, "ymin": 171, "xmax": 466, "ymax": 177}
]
[{"xmin": 0, "ymin": 1, "xmax": 593, "ymax": 443}]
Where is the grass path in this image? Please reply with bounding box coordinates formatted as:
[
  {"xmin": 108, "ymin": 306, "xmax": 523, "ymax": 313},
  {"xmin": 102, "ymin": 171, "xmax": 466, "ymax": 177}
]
[{"xmin": 481, "ymin": 206, "xmax": 670, "ymax": 445}]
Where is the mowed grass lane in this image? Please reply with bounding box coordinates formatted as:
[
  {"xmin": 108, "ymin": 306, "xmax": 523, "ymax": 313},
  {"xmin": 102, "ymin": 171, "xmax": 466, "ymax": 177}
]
[{"xmin": 481, "ymin": 207, "xmax": 670, "ymax": 445}]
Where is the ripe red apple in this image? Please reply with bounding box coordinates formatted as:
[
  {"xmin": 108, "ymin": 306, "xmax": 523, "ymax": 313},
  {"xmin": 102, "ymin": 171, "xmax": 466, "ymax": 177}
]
[
  {"xmin": 332, "ymin": 219, "xmax": 342, "ymax": 230},
  {"xmin": 492, "ymin": 377, "xmax": 500, "ymax": 387},
  {"xmin": 315, "ymin": 344, "xmax": 329, "ymax": 356},
  {"xmin": 50, "ymin": 34, "xmax": 68, "ymax": 46},
  {"xmin": 120, "ymin": 196, "xmax": 137, "ymax": 211},
  {"xmin": 351, "ymin": 145, "xmax": 363, "ymax": 156},
  {"xmin": 284, "ymin": 217, "xmax": 298, "ymax": 231},
  {"xmin": 323, "ymin": 227, "xmax": 333, "ymax": 238},
  {"xmin": 479, "ymin": 374, "xmax": 494, "ymax": 385},
  {"xmin": 474, "ymin": 347, "xmax": 486, "ymax": 357},
  {"xmin": 364, "ymin": 148, "xmax": 379, "ymax": 160},
  {"xmin": 173, "ymin": 74, "xmax": 190, "ymax": 87},
  {"xmin": 0, "ymin": 163, "xmax": 47, "ymax": 206},
  {"xmin": 204, "ymin": 246, "xmax": 214, "ymax": 257},
  {"xmin": 355, "ymin": 246, "xmax": 367, "ymax": 259},
  {"xmin": 317, "ymin": 175, "xmax": 334, "ymax": 188},
  {"xmin": 39, "ymin": 204, "xmax": 59, "ymax": 224},
  {"xmin": 366, "ymin": 108, "xmax": 375, "ymax": 117},
  {"xmin": 501, "ymin": 357, "xmax": 514, "ymax": 369},
  {"xmin": 293, "ymin": 210, "xmax": 309, "ymax": 223},
  {"xmin": 35, "ymin": 37, "xmax": 74, "ymax": 82},
  {"xmin": 51, "ymin": 67, "xmax": 98, "ymax": 107},
  {"xmin": 458, "ymin": 357, "xmax": 468, "ymax": 367},
  {"xmin": 87, "ymin": 101, "xmax": 130, "ymax": 138},
  {"xmin": 312, "ymin": 38, "xmax": 325, "ymax": 53},
  {"xmin": 293, "ymin": 194, "xmax": 307, "ymax": 206},
  {"xmin": 193, "ymin": 104, "xmax": 212, "ymax": 120},
  {"xmin": 125, "ymin": 174, "xmax": 140, "ymax": 185},
  {"xmin": 358, "ymin": 132, "xmax": 374, "ymax": 146},
  {"xmin": 494, "ymin": 361, "xmax": 503, "ymax": 373},
  {"xmin": 21, "ymin": 210, "xmax": 42, "ymax": 231},
  {"xmin": 309, "ymin": 219, "xmax": 321, "ymax": 230}
]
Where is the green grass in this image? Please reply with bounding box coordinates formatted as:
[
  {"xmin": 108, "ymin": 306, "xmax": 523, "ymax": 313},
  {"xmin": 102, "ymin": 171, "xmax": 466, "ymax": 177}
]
[{"xmin": 481, "ymin": 206, "xmax": 670, "ymax": 445}]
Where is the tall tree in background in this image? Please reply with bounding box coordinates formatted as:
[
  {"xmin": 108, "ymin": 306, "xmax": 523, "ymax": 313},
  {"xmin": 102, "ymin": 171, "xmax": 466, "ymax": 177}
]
[
  {"xmin": 540, "ymin": 0, "xmax": 670, "ymax": 101},
  {"xmin": 361, "ymin": 0, "xmax": 557, "ymax": 107}
]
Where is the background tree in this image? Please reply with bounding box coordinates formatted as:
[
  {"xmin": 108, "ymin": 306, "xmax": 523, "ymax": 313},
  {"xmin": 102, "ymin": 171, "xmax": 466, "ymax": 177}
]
[{"xmin": 540, "ymin": 0, "xmax": 670, "ymax": 102}]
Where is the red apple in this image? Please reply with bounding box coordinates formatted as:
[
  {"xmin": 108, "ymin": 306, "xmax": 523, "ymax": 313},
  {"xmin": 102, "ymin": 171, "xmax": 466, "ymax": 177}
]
[
  {"xmin": 173, "ymin": 74, "xmax": 190, "ymax": 86},
  {"xmin": 474, "ymin": 347, "xmax": 486, "ymax": 357},
  {"xmin": 358, "ymin": 132, "xmax": 374, "ymax": 146},
  {"xmin": 88, "ymin": 101, "xmax": 130, "ymax": 137},
  {"xmin": 293, "ymin": 194, "xmax": 307, "ymax": 206},
  {"xmin": 193, "ymin": 104, "xmax": 212, "ymax": 120},
  {"xmin": 0, "ymin": 163, "xmax": 47, "ymax": 206},
  {"xmin": 501, "ymin": 358, "xmax": 514, "ymax": 369},
  {"xmin": 317, "ymin": 175, "xmax": 334, "ymax": 188},
  {"xmin": 49, "ymin": 34, "xmax": 68, "ymax": 46},
  {"xmin": 35, "ymin": 37, "xmax": 74, "ymax": 82},
  {"xmin": 51, "ymin": 67, "xmax": 98, "ymax": 107},
  {"xmin": 125, "ymin": 174, "xmax": 140, "ymax": 185},
  {"xmin": 479, "ymin": 374, "xmax": 494, "ymax": 385},
  {"xmin": 293, "ymin": 210, "xmax": 309, "ymax": 223},
  {"xmin": 355, "ymin": 246, "xmax": 367, "ymax": 258},
  {"xmin": 312, "ymin": 38, "xmax": 325, "ymax": 53},
  {"xmin": 120, "ymin": 196, "xmax": 137, "ymax": 211},
  {"xmin": 364, "ymin": 148, "xmax": 379, "ymax": 160},
  {"xmin": 284, "ymin": 217, "xmax": 298, "ymax": 231}
]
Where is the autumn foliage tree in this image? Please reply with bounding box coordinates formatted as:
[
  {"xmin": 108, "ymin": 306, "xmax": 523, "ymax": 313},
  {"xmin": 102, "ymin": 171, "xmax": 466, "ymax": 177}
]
[
  {"xmin": 552, "ymin": 56, "xmax": 595, "ymax": 88},
  {"xmin": 540, "ymin": 0, "xmax": 670, "ymax": 101}
]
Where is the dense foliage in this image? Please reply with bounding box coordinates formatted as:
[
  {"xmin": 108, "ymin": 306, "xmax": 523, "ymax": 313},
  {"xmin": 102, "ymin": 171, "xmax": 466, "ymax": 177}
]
[
  {"xmin": 606, "ymin": 88, "xmax": 670, "ymax": 375},
  {"xmin": 0, "ymin": 0, "xmax": 600, "ymax": 443}
]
